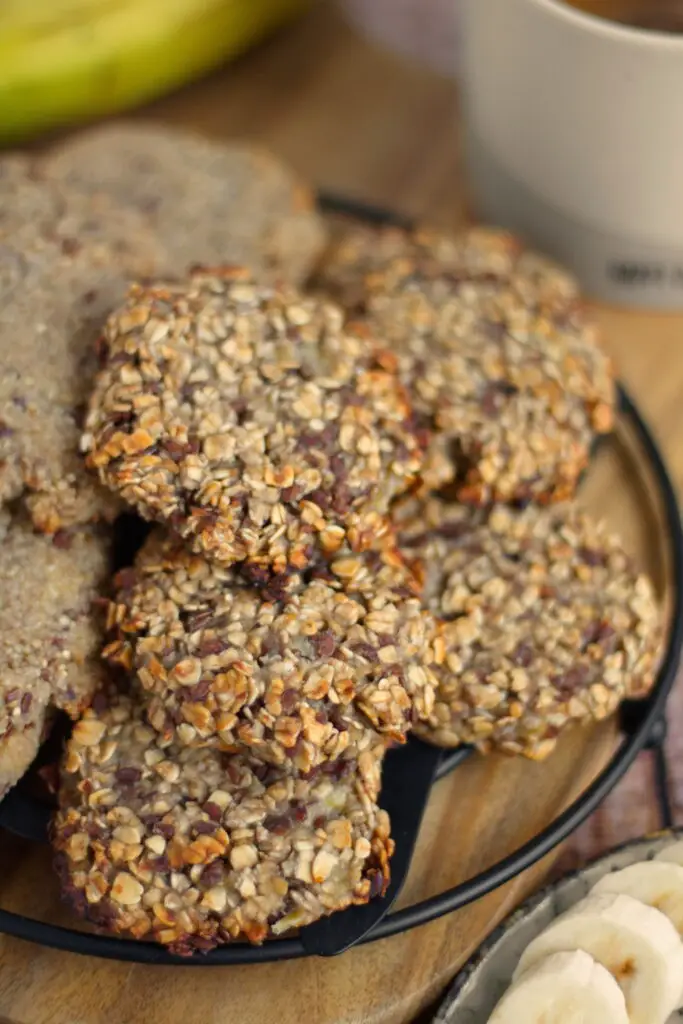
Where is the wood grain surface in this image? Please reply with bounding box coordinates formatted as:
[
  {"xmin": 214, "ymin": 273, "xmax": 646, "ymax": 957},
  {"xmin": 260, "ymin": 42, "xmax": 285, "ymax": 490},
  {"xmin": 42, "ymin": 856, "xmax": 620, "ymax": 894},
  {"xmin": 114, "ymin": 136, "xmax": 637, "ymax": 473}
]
[{"xmin": 1, "ymin": 6, "xmax": 682, "ymax": 1023}]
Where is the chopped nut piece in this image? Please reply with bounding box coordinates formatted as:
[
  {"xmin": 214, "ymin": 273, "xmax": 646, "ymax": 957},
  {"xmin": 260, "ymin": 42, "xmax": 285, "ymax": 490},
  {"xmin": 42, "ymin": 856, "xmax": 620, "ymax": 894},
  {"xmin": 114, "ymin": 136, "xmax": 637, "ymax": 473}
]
[
  {"xmin": 229, "ymin": 845, "xmax": 258, "ymax": 871},
  {"xmin": 72, "ymin": 718, "xmax": 107, "ymax": 748},
  {"xmin": 312, "ymin": 849, "xmax": 338, "ymax": 883},
  {"xmin": 111, "ymin": 872, "xmax": 144, "ymax": 906},
  {"xmin": 201, "ymin": 887, "xmax": 227, "ymax": 914},
  {"xmin": 145, "ymin": 835, "xmax": 166, "ymax": 856}
]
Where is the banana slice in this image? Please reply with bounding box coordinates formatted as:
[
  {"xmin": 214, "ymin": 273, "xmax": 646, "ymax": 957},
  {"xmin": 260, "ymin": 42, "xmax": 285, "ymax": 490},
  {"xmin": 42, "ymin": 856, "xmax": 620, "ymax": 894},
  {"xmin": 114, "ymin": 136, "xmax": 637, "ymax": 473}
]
[
  {"xmin": 593, "ymin": 860, "xmax": 683, "ymax": 934},
  {"xmin": 514, "ymin": 892, "xmax": 683, "ymax": 1024},
  {"xmin": 488, "ymin": 950, "xmax": 629, "ymax": 1023},
  {"xmin": 656, "ymin": 839, "xmax": 683, "ymax": 868}
]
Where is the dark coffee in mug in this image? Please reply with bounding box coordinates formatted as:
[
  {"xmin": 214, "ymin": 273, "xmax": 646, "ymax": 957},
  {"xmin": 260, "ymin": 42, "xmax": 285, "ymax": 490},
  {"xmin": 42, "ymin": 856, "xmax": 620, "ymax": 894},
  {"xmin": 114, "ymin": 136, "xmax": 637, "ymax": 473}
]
[{"xmin": 562, "ymin": 0, "xmax": 683, "ymax": 31}]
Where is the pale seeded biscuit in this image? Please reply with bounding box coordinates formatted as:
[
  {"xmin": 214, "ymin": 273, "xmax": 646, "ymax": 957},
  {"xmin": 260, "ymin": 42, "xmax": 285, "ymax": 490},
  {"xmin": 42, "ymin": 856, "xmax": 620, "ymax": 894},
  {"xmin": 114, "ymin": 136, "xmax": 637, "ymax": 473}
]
[
  {"xmin": 0, "ymin": 513, "xmax": 110, "ymax": 729},
  {"xmin": 0, "ymin": 187, "xmax": 165, "ymax": 531},
  {"xmin": 0, "ymin": 705, "xmax": 50, "ymax": 800},
  {"xmin": 83, "ymin": 269, "xmax": 424, "ymax": 575},
  {"xmin": 0, "ymin": 512, "xmax": 109, "ymax": 796},
  {"xmin": 41, "ymin": 122, "xmax": 327, "ymax": 285},
  {"xmin": 319, "ymin": 225, "xmax": 614, "ymax": 499},
  {"xmin": 397, "ymin": 496, "xmax": 660, "ymax": 759},
  {"xmin": 0, "ymin": 154, "xmax": 70, "ymax": 250},
  {"xmin": 103, "ymin": 531, "xmax": 438, "ymax": 771},
  {"xmin": 54, "ymin": 691, "xmax": 393, "ymax": 952},
  {"xmin": 0, "ymin": 509, "xmax": 50, "ymax": 797}
]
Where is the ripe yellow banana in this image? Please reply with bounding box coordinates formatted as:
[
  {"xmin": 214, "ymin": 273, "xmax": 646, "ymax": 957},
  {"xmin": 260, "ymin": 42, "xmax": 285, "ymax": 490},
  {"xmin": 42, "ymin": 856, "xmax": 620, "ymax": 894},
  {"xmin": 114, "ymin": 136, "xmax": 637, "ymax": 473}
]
[{"xmin": 0, "ymin": 0, "xmax": 310, "ymax": 144}]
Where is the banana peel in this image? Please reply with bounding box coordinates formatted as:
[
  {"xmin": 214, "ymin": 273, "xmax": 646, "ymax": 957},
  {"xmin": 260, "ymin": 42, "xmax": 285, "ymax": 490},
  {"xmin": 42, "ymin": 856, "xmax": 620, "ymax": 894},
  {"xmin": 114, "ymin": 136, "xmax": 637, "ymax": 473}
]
[{"xmin": 0, "ymin": 0, "xmax": 310, "ymax": 144}]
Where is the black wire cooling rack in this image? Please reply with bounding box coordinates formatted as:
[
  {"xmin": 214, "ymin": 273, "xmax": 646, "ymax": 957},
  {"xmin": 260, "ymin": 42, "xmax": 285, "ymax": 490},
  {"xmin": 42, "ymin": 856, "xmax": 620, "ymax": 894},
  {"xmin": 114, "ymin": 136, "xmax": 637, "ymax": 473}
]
[{"xmin": 0, "ymin": 196, "xmax": 681, "ymax": 966}]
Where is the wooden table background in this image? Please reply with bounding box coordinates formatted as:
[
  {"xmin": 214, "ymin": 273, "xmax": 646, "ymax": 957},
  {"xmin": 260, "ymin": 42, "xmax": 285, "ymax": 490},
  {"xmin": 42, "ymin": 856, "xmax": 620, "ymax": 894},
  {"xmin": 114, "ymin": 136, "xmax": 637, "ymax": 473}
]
[{"xmin": 1, "ymin": 5, "xmax": 683, "ymax": 1022}]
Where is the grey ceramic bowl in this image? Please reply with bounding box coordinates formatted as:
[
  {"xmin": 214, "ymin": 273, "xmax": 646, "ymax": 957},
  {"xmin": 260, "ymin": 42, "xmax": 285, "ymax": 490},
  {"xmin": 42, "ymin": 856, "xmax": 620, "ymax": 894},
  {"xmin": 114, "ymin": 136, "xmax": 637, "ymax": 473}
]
[{"xmin": 435, "ymin": 829, "xmax": 683, "ymax": 1023}]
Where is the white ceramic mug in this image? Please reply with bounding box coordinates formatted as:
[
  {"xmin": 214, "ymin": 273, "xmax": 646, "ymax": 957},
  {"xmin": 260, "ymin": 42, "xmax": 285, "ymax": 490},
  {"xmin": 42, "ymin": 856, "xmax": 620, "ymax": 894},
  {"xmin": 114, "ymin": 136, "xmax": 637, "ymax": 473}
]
[{"xmin": 460, "ymin": 0, "xmax": 683, "ymax": 308}]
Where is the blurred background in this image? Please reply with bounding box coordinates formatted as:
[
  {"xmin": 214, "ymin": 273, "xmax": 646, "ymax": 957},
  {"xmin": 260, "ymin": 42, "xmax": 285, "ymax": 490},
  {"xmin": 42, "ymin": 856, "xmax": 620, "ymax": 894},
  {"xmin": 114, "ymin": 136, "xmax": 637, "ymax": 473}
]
[{"xmin": 0, "ymin": 0, "xmax": 458, "ymax": 147}]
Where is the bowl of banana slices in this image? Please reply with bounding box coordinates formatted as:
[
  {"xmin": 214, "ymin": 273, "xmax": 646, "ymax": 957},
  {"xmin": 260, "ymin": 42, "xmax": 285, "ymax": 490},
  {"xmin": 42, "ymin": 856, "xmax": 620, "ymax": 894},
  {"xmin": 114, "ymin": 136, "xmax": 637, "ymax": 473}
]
[{"xmin": 436, "ymin": 830, "xmax": 683, "ymax": 1024}]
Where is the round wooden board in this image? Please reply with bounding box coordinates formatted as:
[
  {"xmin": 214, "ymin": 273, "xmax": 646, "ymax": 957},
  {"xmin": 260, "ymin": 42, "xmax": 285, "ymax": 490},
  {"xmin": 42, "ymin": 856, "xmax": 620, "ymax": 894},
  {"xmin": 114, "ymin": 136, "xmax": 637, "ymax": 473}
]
[{"xmin": 0, "ymin": 8, "xmax": 680, "ymax": 1023}]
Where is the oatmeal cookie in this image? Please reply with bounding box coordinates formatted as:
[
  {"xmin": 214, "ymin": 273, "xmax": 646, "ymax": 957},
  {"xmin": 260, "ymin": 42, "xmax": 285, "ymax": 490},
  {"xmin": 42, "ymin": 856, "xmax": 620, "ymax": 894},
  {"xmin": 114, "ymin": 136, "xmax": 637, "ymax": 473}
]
[
  {"xmin": 397, "ymin": 496, "xmax": 660, "ymax": 759},
  {"xmin": 83, "ymin": 268, "xmax": 424, "ymax": 573},
  {"xmin": 310, "ymin": 223, "xmax": 415, "ymax": 312},
  {"xmin": 104, "ymin": 531, "xmax": 438, "ymax": 771},
  {"xmin": 312, "ymin": 223, "xmax": 583, "ymax": 315},
  {"xmin": 0, "ymin": 512, "xmax": 111, "ymax": 727},
  {"xmin": 0, "ymin": 186, "xmax": 165, "ymax": 530},
  {"xmin": 326, "ymin": 225, "xmax": 614, "ymax": 499},
  {"xmin": 54, "ymin": 691, "xmax": 393, "ymax": 952},
  {"xmin": 42, "ymin": 122, "xmax": 327, "ymax": 285}
]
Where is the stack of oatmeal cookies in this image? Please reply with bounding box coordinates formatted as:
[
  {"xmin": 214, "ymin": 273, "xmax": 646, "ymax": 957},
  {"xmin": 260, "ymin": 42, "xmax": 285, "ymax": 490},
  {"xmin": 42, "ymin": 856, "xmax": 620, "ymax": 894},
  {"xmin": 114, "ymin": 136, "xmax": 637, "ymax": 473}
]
[
  {"xmin": 0, "ymin": 123, "xmax": 662, "ymax": 954},
  {"xmin": 0, "ymin": 123, "xmax": 326, "ymax": 808}
]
